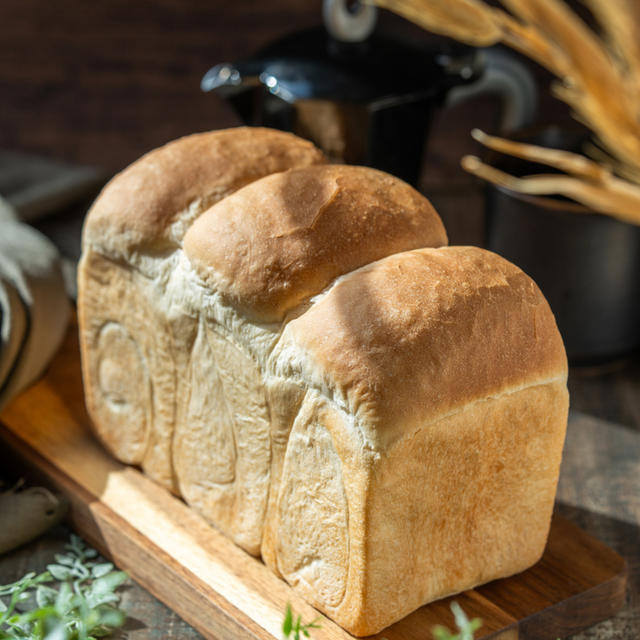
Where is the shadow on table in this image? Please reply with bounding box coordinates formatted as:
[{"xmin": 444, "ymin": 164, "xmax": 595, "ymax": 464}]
[
  {"xmin": 556, "ymin": 501, "xmax": 639, "ymax": 633},
  {"xmin": 568, "ymin": 353, "xmax": 640, "ymax": 436},
  {"xmin": 115, "ymin": 614, "xmax": 147, "ymax": 637}
]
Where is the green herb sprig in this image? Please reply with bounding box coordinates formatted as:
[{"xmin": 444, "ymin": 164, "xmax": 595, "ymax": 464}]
[
  {"xmin": 281, "ymin": 600, "xmax": 481, "ymax": 640},
  {"xmin": 432, "ymin": 602, "xmax": 482, "ymax": 640},
  {"xmin": 0, "ymin": 534, "xmax": 127, "ymax": 640},
  {"xmin": 282, "ymin": 603, "xmax": 321, "ymax": 640}
]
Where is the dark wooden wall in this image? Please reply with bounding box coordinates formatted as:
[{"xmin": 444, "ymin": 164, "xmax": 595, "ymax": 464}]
[
  {"xmin": 1, "ymin": 0, "xmax": 321, "ymax": 170},
  {"xmin": 1, "ymin": 0, "xmax": 576, "ymax": 244},
  {"xmin": 1, "ymin": 0, "xmax": 574, "ymax": 165}
]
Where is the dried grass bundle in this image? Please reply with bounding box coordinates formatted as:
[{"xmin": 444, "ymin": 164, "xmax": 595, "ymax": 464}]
[{"xmin": 371, "ymin": 0, "xmax": 640, "ymax": 225}]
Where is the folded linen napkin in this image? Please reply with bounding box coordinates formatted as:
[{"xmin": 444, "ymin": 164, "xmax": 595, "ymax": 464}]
[
  {"xmin": 0, "ymin": 482, "xmax": 68, "ymax": 554},
  {"xmin": 0, "ymin": 155, "xmax": 98, "ymax": 553},
  {"xmin": 0, "ymin": 195, "xmax": 70, "ymax": 412}
]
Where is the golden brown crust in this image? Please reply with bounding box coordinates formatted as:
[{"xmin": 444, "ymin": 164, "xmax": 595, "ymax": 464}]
[
  {"xmin": 267, "ymin": 245, "xmax": 568, "ymax": 634},
  {"xmin": 77, "ymin": 128, "xmax": 569, "ymax": 636},
  {"xmin": 82, "ymin": 127, "xmax": 325, "ymax": 256},
  {"xmin": 353, "ymin": 379, "xmax": 569, "ymax": 635},
  {"xmin": 183, "ymin": 164, "xmax": 448, "ymax": 322},
  {"xmin": 279, "ymin": 246, "xmax": 568, "ymax": 444}
]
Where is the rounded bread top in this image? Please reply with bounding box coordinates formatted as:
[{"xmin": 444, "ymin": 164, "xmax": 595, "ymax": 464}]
[
  {"xmin": 274, "ymin": 246, "xmax": 567, "ymax": 446},
  {"xmin": 183, "ymin": 164, "xmax": 448, "ymax": 323},
  {"xmin": 82, "ymin": 127, "xmax": 325, "ymax": 257}
]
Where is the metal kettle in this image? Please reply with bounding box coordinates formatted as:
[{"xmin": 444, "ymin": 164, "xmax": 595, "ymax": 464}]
[{"xmin": 202, "ymin": 0, "xmax": 536, "ymax": 185}]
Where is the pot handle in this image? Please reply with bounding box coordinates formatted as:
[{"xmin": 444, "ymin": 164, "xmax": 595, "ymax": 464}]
[{"xmin": 445, "ymin": 47, "xmax": 537, "ymax": 133}]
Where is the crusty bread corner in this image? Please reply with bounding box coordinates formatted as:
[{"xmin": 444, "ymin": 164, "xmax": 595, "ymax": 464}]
[
  {"xmin": 183, "ymin": 164, "xmax": 448, "ymax": 323},
  {"xmin": 81, "ymin": 127, "xmax": 326, "ymax": 260},
  {"xmin": 272, "ymin": 246, "xmax": 567, "ymax": 446},
  {"xmin": 266, "ymin": 246, "xmax": 568, "ymax": 635}
]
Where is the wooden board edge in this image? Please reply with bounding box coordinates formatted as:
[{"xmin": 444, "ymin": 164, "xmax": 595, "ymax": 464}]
[
  {"xmin": 0, "ymin": 410, "xmax": 630, "ymax": 640},
  {"xmin": 518, "ymin": 567, "xmax": 628, "ymax": 639},
  {"xmin": 0, "ymin": 420, "xmax": 273, "ymax": 640}
]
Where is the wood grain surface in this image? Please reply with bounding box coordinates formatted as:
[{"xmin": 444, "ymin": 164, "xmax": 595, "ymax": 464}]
[{"xmin": 0, "ymin": 320, "xmax": 628, "ymax": 640}]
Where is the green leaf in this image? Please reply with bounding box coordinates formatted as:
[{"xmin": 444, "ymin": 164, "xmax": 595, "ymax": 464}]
[
  {"xmin": 86, "ymin": 593, "xmax": 120, "ymax": 609},
  {"xmin": 13, "ymin": 604, "xmax": 57, "ymax": 623},
  {"xmin": 95, "ymin": 606, "xmax": 126, "ymax": 629},
  {"xmin": 432, "ymin": 625, "xmax": 452, "ymax": 640},
  {"xmin": 89, "ymin": 572, "xmax": 127, "ymax": 596},
  {"xmin": 283, "ymin": 603, "xmax": 293, "ymax": 637},
  {"xmin": 47, "ymin": 565, "xmax": 73, "ymax": 581},
  {"xmin": 54, "ymin": 582, "xmax": 73, "ymax": 615},
  {"xmin": 281, "ymin": 606, "xmax": 322, "ymax": 640},
  {"xmin": 54, "ymin": 554, "xmax": 74, "ymax": 567},
  {"xmin": 71, "ymin": 559, "xmax": 90, "ymax": 580},
  {"xmin": 36, "ymin": 586, "xmax": 58, "ymax": 608},
  {"xmin": 68, "ymin": 534, "xmax": 83, "ymax": 550},
  {"xmin": 43, "ymin": 621, "xmax": 68, "ymax": 640},
  {"xmin": 431, "ymin": 602, "xmax": 482, "ymax": 640},
  {"xmin": 451, "ymin": 601, "xmax": 469, "ymax": 629},
  {"xmin": 90, "ymin": 564, "xmax": 113, "ymax": 579}
]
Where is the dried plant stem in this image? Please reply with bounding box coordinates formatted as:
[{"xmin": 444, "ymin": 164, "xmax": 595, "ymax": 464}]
[
  {"xmin": 374, "ymin": 0, "xmax": 640, "ymax": 222},
  {"xmin": 470, "ymin": 129, "xmax": 610, "ymax": 181},
  {"xmin": 583, "ymin": 0, "xmax": 640, "ymax": 91},
  {"xmin": 462, "ymin": 155, "xmax": 640, "ymax": 225},
  {"xmin": 491, "ymin": 10, "xmax": 566, "ymax": 77},
  {"xmin": 371, "ymin": 0, "xmax": 501, "ymax": 46}
]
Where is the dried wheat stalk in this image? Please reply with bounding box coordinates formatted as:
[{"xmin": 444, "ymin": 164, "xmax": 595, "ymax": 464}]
[
  {"xmin": 463, "ymin": 131, "xmax": 640, "ymax": 225},
  {"xmin": 372, "ymin": 0, "xmax": 640, "ymax": 224},
  {"xmin": 470, "ymin": 129, "xmax": 609, "ymax": 181},
  {"xmin": 372, "ymin": 0, "xmax": 501, "ymax": 46}
]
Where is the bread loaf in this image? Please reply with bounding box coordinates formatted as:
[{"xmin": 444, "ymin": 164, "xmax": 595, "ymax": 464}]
[
  {"xmin": 79, "ymin": 127, "xmax": 326, "ymax": 491},
  {"xmin": 78, "ymin": 127, "xmax": 568, "ymax": 636},
  {"xmin": 267, "ymin": 246, "xmax": 567, "ymax": 634}
]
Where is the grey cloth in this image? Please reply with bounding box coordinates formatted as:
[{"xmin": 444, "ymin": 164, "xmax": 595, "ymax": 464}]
[
  {"xmin": 0, "ymin": 483, "xmax": 68, "ymax": 554},
  {"xmin": 0, "ymin": 149, "xmax": 103, "ymax": 224},
  {"xmin": 0, "ymin": 195, "xmax": 70, "ymax": 412},
  {"xmin": 0, "ymin": 149, "xmax": 107, "ymax": 301},
  {"xmin": 0, "ymin": 156, "xmax": 91, "ymax": 552}
]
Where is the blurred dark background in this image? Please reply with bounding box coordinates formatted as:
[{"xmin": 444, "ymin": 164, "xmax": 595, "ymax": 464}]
[{"xmin": 0, "ymin": 0, "xmax": 577, "ymax": 245}]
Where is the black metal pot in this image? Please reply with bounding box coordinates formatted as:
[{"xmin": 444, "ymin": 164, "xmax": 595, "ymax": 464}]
[
  {"xmin": 202, "ymin": 26, "xmax": 536, "ymax": 186},
  {"xmin": 485, "ymin": 128, "xmax": 640, "ymax": 364}
]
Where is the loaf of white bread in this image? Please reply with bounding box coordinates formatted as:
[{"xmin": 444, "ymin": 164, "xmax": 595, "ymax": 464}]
[{"xmin": 78, "ymin": 127, "xmax": 569, "ymax": 636}]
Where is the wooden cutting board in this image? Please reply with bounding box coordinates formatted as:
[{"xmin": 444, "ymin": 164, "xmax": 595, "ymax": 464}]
[{"xmin": 0, "ymin": 323, "xmax": 627, "ymax": 640}]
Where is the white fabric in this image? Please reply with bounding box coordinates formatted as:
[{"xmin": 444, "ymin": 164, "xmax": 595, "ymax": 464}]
[{"xmin": 0, "ymin": 195, "xmax": 70, "ymax": 412}]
